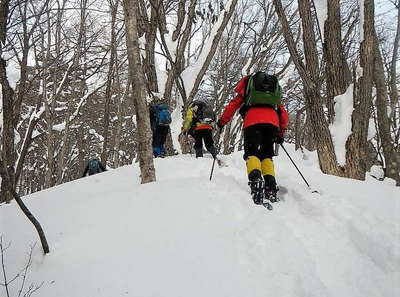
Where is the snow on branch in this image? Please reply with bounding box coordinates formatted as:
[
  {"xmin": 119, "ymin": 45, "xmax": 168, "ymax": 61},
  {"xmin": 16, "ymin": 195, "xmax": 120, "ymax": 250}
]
[
  {"xmin": 48, "ymin": 62, "xmax": 74, "ymax": 104},
  {"xmin": 14, "ymin": 103, "xmax": 46, "ymax": 182},
  {"xmin": 182, "ymin": 0, "xmax": 237, "ymax": 100}
]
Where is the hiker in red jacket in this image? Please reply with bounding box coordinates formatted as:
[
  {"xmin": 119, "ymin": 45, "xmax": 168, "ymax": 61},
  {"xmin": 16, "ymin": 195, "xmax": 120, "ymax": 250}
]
[{"xmin": 217, "ymin": 72, "xmax": 289, "ymax": 205}]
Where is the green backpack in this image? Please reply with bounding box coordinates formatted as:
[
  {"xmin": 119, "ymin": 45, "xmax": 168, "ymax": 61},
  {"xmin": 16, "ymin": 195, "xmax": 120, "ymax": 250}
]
[{"xmin": 244, "ymin": 72, "xmax": 282, "ymax": 107}]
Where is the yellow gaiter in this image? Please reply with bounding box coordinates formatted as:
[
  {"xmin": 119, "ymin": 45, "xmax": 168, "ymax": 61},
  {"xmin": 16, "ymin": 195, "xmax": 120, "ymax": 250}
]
[
  {"xmin": 261, "ymin": 158, "xmax": 275, "ymax": 177},
  {"xmin": 246, "ymin": 156, "xmax": 261, "ymax": 175}
]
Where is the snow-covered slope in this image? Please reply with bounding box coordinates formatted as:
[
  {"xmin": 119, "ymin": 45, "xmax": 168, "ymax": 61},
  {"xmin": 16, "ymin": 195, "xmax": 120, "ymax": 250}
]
[{"xmin": 1, "ymin": 146, "xmax": 399, "ymax": 297}]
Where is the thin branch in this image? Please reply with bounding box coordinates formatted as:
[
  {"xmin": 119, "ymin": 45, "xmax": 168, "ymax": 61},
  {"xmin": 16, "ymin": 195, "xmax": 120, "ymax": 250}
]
[
  {"xmin": 0, "ymin": 236, "xmax": 10, "ymax": 297},
  {"xmin": 17, "ymin": 243, "xmax": 35, "ymax": 297}
]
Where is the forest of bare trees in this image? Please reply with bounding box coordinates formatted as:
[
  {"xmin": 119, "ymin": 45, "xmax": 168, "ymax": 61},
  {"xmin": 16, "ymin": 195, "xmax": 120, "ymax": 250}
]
[{"xmin": 0, "ymin": 0, "xmax": 399, "ymax": 203}]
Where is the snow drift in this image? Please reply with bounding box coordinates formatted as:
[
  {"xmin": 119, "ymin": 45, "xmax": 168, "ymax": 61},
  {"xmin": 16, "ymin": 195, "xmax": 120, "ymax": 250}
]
[{"xmin": 1, "ymin": 146, "xmax": 399, "ymax": 297}]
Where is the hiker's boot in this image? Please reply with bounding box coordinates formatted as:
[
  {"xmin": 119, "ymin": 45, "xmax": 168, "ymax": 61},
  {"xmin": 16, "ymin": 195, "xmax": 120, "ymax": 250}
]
[
  {"xmin": 264, "ymin": 175, "xmax": 279, "ymax": 203},
  {"xmin": 248, "ymin": 170, "xmax": 265, "ymax": 205},
  {"xmin": 195, "ymin": 148, "xmax": 203, "ymax": 158},
  {"xmin": 153, "ymin": 147, "xmax": 161, "ymax": 158}
]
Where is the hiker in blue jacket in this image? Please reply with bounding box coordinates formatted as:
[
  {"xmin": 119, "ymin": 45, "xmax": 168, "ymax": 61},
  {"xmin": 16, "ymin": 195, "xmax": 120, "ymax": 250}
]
[
  {"xmin": 150, "ymin": 104, "xmax": 172, "ymax": 158},
  {"xmin": 82, "ymin": 154, "xmax": 107, "ymax": 177}
]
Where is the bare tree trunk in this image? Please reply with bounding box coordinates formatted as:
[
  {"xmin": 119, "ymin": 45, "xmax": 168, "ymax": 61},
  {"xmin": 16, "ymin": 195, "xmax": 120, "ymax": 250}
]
[
  {"xmin": 0, "ymin": 0, "xmax": 15, "ymax": 202},
  {"xmin": 143, "ymin": 0, "xmax": 158, "ymax": 95},
  {"xmin": 0, "ymin": 0, "xmax": 9, "ymax": 43},
  {"xmin": 323, "ymin": 0, "xmax": 352, "ymax": 123},
  {"xmin": 302, "ymin": 113, "xmax": 315, "ymax": 151},
  {"xmin": 373, "ymin": 31, "xmax": 400, "ymax": 185},
  {"xmin": 222, "ymin": 121, "xmax": 232, "ymax": 154},
  {"xmin": 123, "ymin": 0, "xmax": 155, "ymax": 183},
  {"xmin": 44, "ymin": 1, "xmax": 67, "ymax": 188},
  {"xmin": 77, "ymin": 125, "xmax": 85, "ymax": 175},
  {"xmin": 295, "ymin": 106, "xmax": 306, "ymax": 150},
  {"xmin": 344, "ymin": 0, "xmax": 375, "ymax": 180},
  {"xmin": 0, "ymin": 59, "xmax": 15, "ymax": 203},
  {"xmin": 43, "ymin": 13, "xmax": 55, "ymax": 187},
  {"xmin": 101, "ymin": 0, "xmax": 119, "ymax": 165},
  {"xmin": 57, "ymin": 0, "xmax": 88, "ymax": 184},
  {"xmin": 178, "ymin": 133, "xmax": 192, "ymax": 154},
  {"xmin": 273, "ymin": 0, "xmax": 343, "ymax": 175},
  {"xmin": 389, "ymin": 3, "xmax": 400, "ymax": 131},
  {"xmin": 112, "ymin": 63, "xmax": 126, "ymax": 168}
]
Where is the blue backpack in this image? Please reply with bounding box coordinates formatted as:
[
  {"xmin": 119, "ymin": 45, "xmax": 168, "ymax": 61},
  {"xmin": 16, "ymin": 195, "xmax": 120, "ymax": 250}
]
[
  {"xmin": 88, "ymin": 159, "xmax": 100, "ymax": 174},
  {"xmin": 153, "ymin": 104, "xmax": 172, "ymax": 126}
]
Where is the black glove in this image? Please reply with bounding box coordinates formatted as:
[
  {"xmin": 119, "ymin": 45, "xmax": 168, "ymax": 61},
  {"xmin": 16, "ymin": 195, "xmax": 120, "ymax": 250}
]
[{"xmin": 275, "ymin": 135, "xmax": 284, "ymax": 144}]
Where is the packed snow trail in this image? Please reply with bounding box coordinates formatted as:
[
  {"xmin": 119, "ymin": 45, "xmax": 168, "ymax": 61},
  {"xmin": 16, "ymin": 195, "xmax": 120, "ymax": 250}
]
[{"xmin": 1, "ymin": 147, "xmax": 399, "ymax": 297}]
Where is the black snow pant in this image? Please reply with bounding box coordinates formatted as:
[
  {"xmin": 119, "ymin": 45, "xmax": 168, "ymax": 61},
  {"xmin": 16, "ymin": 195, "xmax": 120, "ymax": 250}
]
[
  {"xmin": 193, "ymin": 129, "xmax": 217, "ymax": 158},
  {"xmin": 243, "ymin": 123, "xmax": 278, "ymax": 160},
  {"xmin": 152, "ymin": 125, "xmax": 169, "ymax": 156},
  {"xmin": 243, "ymin": 123, "xmax": 278, "ymax": 190}
]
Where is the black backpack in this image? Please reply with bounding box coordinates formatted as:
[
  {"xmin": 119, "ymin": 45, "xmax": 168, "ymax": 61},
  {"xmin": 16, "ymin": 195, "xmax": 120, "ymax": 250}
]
[
  {"xmin": 88, "ymin": 159, "xmax": 100, "ymax": 174},
  {"xmin": 193, "ymin": 101, "xmax": 216, "ymax": 125}
]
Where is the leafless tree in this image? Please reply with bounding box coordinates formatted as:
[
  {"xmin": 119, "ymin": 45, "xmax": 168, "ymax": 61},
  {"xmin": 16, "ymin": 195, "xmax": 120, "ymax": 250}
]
[
  {"xmin": 123, "ymin": 0, "xmax": 155, "ymax": 183},
  {"xmin": 273, "ymin": 0, "xmax": 376, "ymax": 180},
  {"xmin": 101, "ymin": 0, "xmax": 120, "ymax": 165}
]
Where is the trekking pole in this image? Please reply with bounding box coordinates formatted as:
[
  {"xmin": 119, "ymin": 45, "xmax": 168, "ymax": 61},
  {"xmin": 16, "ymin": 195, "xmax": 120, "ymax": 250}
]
[
  {"xmin": 280, "ymin": 144, "xmax": 317, "ymax": 192},
  {"xmin": 209, "ymin": 157, "xmax": 216, "ymax": 181},
  {"xmin": 209, "ymin": 127, "xmax": 222, "ymax": 181}
]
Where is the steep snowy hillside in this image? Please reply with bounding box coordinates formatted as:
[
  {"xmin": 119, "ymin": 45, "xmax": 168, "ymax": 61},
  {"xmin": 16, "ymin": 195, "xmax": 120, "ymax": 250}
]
[{"xmin": 1, "ymin": 146, "xmax": 399, "ymax": 297}]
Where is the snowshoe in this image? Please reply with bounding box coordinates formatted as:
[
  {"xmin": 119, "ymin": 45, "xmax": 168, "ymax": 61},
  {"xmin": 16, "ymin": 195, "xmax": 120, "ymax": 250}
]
[
  {"xmin": 265, "ymin": 189, "xmax": 279, "ymax": 203},
  {"xmin": 248, "ymin": 178, "xmax": 265, "ymax": 205},
  {"xmin": 264, "ymin": 178, "xmax": 279, "ymax": 203}
]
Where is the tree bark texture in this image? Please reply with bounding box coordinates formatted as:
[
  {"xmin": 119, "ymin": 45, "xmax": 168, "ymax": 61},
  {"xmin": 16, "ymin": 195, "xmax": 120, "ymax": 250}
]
[
  {"xmin": 274, "ymin": 0, "xmax": 343, "ymax": 176},
  {"xmin": 373, "ymin": 31, "xmax": 400, "ymax": 185},
  {"xmin": 101, "ymin": 0, "xmax": 118, "ymax": 165},
  {"xmin": 0, "ymin": 58, "xmax": 15, "ymax": 202},
  {"xmin": 295, "ymin": 106, "xmax": 306, "ymax": 150},
  {"xmin": 344, "ymin": 0, "xmax": 375, "ymax": 180},
  {"xmin": 123, "ymin": 0, "xmax": 156, "ymax": 183},
  {"xmin": 143, "ymin": 0, "xmax": 159, "ymax": 95},
  {"xmin": 389, "ymin": 3, "xmax": 400, "ymax": 131},
  {"xmin": 0, "ymin": 0, "xmax": 15, "ymax": 202},
  {"xmin": 323, "ymin": 0, "xmax": 352, "ymax": 123}
]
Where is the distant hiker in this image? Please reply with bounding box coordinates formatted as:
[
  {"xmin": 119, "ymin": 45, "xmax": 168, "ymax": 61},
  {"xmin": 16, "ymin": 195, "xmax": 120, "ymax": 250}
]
[
  {"xmin": 150, "ymin": 104, "xmax": 172, "ymax": 158},
  {"xmin": 217, "ymin": 71, "xmax": 288, "ymax": 205},
  {"xmin": 82, "ymin": 155, "xmax": 107, "ymax": 177},
  {"xmin": 182, "ymin": 100, "xmax": 217, "ymax": 159}
]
